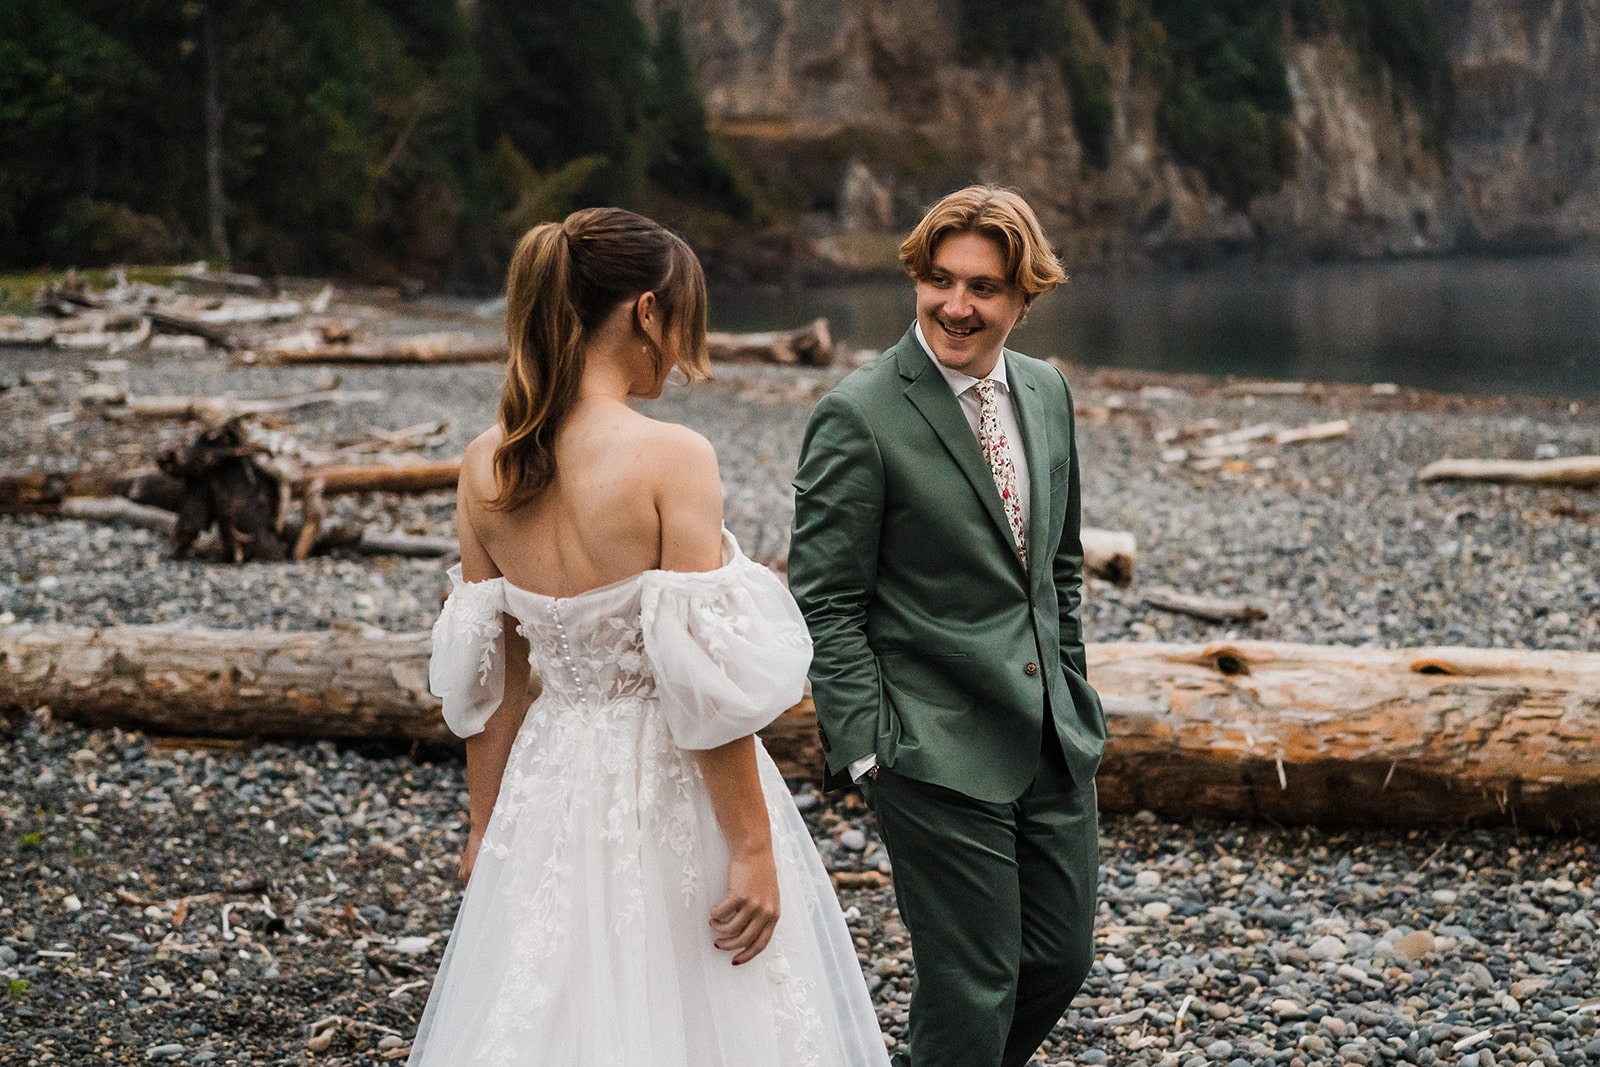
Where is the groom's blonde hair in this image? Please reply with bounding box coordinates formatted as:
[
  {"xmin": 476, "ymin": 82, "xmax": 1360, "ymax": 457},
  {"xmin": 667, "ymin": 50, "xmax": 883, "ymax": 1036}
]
[{"xmin": 899, "ymin": 185, "xmax": 1067, "ymax": 296}]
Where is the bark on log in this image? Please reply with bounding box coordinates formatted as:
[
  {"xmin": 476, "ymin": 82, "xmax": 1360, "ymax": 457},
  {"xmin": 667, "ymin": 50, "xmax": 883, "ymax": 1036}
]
[
  {"xmin": 707, "ymin": 319, "xmax": 834, "ymax": 366},
  {"xmin": 1082, "ymin": 527, "xmax": 1136, "ymax": 586},
  {"xmin": 1088, "ymin": 642, "xmax": 1600, "ymax": 830},
  {"xmin": 0, "ymin": 624, "xmax": 460, "ymax": 743},
  {"xmin": 7, "ymin": 630, "xmax": 1596, "ymax": 828},
  {"xmin": 1418, "ymin": 456, "xmax": 1600, "ymax": 488}
]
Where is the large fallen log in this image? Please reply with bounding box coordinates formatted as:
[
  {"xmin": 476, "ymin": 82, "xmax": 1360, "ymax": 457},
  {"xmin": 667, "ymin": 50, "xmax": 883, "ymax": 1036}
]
[
  {"xmin": 5, "ymin": 631, "xmax": 1595, "ymax": 828},
  {"xmin": 1418, "ymin": 456, "xmax": 1600, "ymax": 488},
  {"xmin": 0, "ymin": 625, "xmax": 457, "ymax": 742},
  {"xmin": 1088, "ymin": 642, "xmax": 1600, "ymax": 831}
]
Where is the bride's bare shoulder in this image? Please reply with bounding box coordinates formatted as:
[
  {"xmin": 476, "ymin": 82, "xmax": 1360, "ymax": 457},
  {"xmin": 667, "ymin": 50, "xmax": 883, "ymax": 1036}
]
[
  {"xmin": 632, "ymin": 416, "xmax": 717, "ymax": 479},
  {"xmin": 458, "ymin": 426, "xmax": 504, "ymax": 498}
]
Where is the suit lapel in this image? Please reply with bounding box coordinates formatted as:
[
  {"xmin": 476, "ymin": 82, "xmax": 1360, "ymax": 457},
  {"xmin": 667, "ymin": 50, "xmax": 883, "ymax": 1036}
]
[
  {"xmin": 1007, "ymin": 351, "xmax": 1054, "ymax": 583},
  {"xmin": 895, "ymin": 331, "xmax": 1020, "ymax": 568}
]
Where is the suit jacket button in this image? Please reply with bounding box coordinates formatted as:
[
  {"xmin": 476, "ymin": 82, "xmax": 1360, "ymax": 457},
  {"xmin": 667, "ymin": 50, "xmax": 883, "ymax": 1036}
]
[{"xmin": 1024, "ymin": 662, "xmax": 1039, "ymax": 675}]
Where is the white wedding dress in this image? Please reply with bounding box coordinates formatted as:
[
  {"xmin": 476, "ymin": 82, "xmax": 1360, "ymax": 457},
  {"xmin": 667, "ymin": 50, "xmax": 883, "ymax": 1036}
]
[{"xmin": 408, "ymin": 531, "xmax": 889, "ymax": 1067}]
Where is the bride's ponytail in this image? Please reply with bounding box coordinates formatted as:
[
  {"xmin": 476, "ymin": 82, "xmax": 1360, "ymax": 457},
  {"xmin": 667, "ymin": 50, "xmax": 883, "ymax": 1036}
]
[{"xmin": 491, "ymin": 207, "xmax": 709, "ymax": 511}]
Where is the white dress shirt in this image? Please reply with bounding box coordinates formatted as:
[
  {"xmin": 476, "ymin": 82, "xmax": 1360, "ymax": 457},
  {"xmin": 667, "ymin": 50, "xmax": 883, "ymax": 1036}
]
[{"xmin": 849, "ymin": 322, "xmax": 1033, "ymax": 783}]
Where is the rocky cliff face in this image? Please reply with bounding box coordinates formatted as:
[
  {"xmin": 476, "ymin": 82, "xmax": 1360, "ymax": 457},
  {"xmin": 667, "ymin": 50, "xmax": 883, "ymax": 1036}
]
[{"xmin": 648, "ymin": 0, "xmax": 1600, "ymax": 270}]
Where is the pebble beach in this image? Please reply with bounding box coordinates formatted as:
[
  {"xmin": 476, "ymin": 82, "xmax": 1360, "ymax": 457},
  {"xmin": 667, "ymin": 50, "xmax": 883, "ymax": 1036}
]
[{"xmin": 1, "ymin": 293, "xmax": 1597, "ymax": 1064}]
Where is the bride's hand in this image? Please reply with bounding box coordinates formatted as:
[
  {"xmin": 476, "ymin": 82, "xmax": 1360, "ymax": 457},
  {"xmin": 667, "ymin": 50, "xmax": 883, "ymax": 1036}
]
[
  {"xmin": 709, "ymin": 847, "xmax": 780, "ymax": 965},
  {"xmin": 457, "ymin": 829, "xmax": 484, "ymax": 885}
]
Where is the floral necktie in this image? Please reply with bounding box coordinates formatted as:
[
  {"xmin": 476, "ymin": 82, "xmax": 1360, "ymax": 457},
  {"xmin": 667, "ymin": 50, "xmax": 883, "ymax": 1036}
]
[{"xmin": 973, "ymin": 379, "xmax": 1026, "ymax": 567}]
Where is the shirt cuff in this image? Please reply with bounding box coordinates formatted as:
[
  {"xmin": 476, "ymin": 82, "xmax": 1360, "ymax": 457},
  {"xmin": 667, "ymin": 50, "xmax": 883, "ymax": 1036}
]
[{"xmin": 848, "ymin": 753, "xmax": 878, "ymax": 782}]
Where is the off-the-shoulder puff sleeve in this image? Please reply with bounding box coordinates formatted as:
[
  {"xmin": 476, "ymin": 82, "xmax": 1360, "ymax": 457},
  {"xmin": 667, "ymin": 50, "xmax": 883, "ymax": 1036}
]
[
  {"xmin": 640, "ymin": 549, "xmax": 813, "ymax": 751},
  {"xmin": 429, "ymin": 564, "xmax": 508, "ymax": 738}
]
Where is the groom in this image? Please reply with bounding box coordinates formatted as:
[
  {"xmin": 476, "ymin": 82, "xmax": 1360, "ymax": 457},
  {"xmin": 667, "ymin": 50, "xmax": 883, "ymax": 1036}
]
[{"xmin": 789, "ymin": 186, "xmax": 1104, "ymax": 1067}]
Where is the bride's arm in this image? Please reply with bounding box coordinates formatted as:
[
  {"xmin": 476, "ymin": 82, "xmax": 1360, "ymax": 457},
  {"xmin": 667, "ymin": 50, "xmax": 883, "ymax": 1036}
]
[
  {"xmin": 656, "ymin": 425, "xmax": 780, "ymax": 965},
  {"xmin": 694, "ymin": 737, "xmax": 780, "ymax": 965},
  {"xmin": 458, "ymin": 621, "xmax": 532, "ymax": 883},
  {"xmin": 455, "ymin": 469, "xmax": 533, "ymax": 884}
]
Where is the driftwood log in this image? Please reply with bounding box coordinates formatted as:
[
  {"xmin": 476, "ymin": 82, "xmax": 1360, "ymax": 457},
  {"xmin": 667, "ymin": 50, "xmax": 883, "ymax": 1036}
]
[
  {"xmin": 1140, "ymin": 587, "xmax": 1268, "ymax": 624},
  {"xmin": 5, "ymin": 630, "xmax": 1596, "ymax": 828},
  {"xmin": 1089, "ymin": 642, "xmax": 1600, "ymax": 830},
  {"xmin": 56, "ymin": 495, "xmax": 455, "ymax": 559},
  {"xmin": 255, "ymin": 332, "xmax": 504, "ymax": 366},
  {"xmin": 707, "ymin": 319, "xmax": 834, "ymax": 366},
  {"xmin": 1418, "ymin": 456, "xmax": 1600, "ymax": 489},
  {"xmin": 1082, "ymin": 527, "xmax": 1136, "ymax": 586}
]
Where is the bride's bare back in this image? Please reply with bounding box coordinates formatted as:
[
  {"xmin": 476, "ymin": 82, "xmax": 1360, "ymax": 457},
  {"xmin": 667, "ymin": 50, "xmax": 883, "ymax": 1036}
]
[{"xmin": 456, "ymin": 398, "xmax": 724, "ymax": 598}]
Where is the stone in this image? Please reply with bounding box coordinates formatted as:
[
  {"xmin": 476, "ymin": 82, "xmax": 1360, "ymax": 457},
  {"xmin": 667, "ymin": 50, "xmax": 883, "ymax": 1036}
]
[
  {"xmin": 1392, "ymin": 930, "xmax": 1437, "ymax": 963},
  {"xmin": 1308, "ymin": 934, "xmax": 1347, "ymax": 960},
  {"xmin": 1273, "ymin": 999, "xmax": 1309, "ymax": 1020}
]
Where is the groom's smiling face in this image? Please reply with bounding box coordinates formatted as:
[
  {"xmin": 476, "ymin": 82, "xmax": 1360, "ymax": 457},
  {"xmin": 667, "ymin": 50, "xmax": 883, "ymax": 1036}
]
[{"xmin": 914, "ymin": 230, "xmax": 1030, "ymax": 379}]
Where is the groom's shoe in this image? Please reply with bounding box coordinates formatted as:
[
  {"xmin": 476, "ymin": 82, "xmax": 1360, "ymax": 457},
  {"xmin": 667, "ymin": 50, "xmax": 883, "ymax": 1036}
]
[{"xmin": 890, "ymin": 1053, "xmax": 911, "ymax": 1067}]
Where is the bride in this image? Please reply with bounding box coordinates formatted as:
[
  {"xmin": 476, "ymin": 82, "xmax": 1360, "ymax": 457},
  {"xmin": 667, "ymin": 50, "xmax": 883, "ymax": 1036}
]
[{"xmin": 408, "ymin": 207, "xmax": 889, "ymax": 1066}]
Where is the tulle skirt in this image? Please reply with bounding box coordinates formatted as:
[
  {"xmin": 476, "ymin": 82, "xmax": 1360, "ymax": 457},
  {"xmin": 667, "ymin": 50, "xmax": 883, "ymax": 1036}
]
[{"xmin": 407, "ymin": 695, "xmax": 888, "ymax": 1066}]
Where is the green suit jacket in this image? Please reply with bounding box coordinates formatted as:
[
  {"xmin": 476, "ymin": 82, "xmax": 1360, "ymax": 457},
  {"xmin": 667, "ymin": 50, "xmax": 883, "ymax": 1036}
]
[{"xmin": 789, "ymin": 326, "xmax": 1105, "ymax": 803}]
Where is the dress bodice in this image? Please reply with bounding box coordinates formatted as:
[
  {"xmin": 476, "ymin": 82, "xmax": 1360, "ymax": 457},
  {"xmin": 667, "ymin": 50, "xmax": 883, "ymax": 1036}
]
[{"xmin": 429, "ymin": 531, "xmax": 813, "ymax": 749}]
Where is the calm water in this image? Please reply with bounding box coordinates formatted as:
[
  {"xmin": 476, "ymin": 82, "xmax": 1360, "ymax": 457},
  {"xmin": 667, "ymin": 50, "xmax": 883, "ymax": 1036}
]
[{"xmin": 710, "ymin": 254, "xmax": 1600, "ymax": 399}]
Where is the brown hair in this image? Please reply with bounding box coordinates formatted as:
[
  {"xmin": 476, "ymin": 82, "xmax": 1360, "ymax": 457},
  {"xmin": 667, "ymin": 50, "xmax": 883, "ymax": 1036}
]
[
  {"xmin": 899, "ymin": 185, "xmax": 1067, "ymax": 297},
  {"xmin": 492, "ymin": 207, "xmax": 710, "ymax": 510}
]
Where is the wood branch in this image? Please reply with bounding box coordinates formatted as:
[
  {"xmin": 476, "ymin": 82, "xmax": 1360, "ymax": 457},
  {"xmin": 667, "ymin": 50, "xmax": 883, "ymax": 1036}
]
[
  {"xmin": 174, "ymin": 264, "xmax": 273, "ymax": 296},
  {"xmin": 1274, "ymin": 419, "xmax": 1350, "ymax": 446},
  {"xmin": 1141, "ymin": 587, "xmax": 1268, "ymax": 624},
  {"xmin": 1418, "ymin": 456, "xmax": 1600, "ymax": 488},
  {"xmin": 7, "ymin": 632, "xmax": 1596, "ymax": 828},
  {"xmin": 59, "ymin": 496, "xmax": 177, "ymax": 535},
  {"xmin": 0, "ymin": 316, "xmax": 58, "ymax": 346},
  {"xmin": 1082, "ymin": 527, "xmax": 1136, "ymax": 586},
  {"xmin": 347, "ymin": 529, "xmax": 456, "ymax": 557},
  {"xmin": 111, "ymin": 388, "xmax": 386, "ymax": 425},
  {"xmin": 187, "ymin": 298, "xmax": 303, "ymax": 324},
  {"xmin": 707, "ymin": 318, "xmax": 834, "ymax": 366},
  {"xmin": 0, "ymin": 470, "xmax": 141, "ymax": 512},
  {"xmin": 253, "ymin": 331, "xmax": 503, "ymax": 365},
  {"xmin": 148, "ymin": 309, "xmax": 241, "ymax": 351},
  {"xmin": 51, "ymin": 497, "xmax": 450, "ymax": 561},
  {"xmin": 1219, "ymin": 381, "xmax": 1310, "ymax": 397},
  {"xmin": 302, "ymin": 459, "xmax": 460, "ymax": 495}
]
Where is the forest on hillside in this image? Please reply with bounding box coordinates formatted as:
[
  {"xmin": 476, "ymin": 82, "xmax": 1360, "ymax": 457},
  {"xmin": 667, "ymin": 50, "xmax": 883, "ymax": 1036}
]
[
  {"xmin": 0, "ymin": 0, "xmax": 744, "ymax": 286},
  {"xmin": 2, "ymin": 0, "xmax": 1450, "ymax": 285}
]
